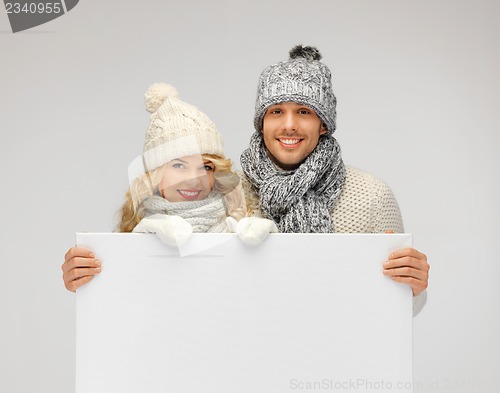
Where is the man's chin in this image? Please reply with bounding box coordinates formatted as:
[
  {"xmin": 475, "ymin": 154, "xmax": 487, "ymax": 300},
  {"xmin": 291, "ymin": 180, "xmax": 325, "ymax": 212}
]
[
  {"xmin": 266, "ymin": 150, "xmax": 304, "ymax": 170},
  {"xmin": 274, "ymin": 157, "xmax": 304, "ymax": 171}
]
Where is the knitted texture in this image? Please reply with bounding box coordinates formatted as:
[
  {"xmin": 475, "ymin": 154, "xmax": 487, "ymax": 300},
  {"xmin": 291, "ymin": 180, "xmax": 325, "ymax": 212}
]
[
  {"xmin": 240, "ymin": 132, "xmax": 345, "ymax": 233},
  {"xmin": 142, "ymin": 83, "xmax": 224, "ymax": 172},
  {"xmin": 254, "ymin": 45, "xmax": 337, "ymax": 134},
  {"xmin": 239, "ymin": 166, "xmax": 404, "ymax": 233},
  {"xmin": 141, "ymin": 194, "xmax": 229, "ymax": 233}
]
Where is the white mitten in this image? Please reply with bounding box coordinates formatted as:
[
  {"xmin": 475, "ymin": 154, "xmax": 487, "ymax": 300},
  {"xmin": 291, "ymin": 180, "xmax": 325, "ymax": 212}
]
[
  {"xmin": 225, "ymin": 216, "xmax": 238, "ymax": 233},
  {"xmin": 236, "ymin": 217, "xmax": 278, "ymax": 246},
  {"xmin": 133, "ymin": 214, "xmax": 193, "ymax": 246}
]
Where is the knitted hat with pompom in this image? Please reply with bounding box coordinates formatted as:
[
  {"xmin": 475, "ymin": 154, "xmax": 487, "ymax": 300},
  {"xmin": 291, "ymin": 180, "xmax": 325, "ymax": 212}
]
[
  {"xmin": 254, "ymin": 45, "xmax": 337, "ymax": 134},
  {"xmin": 142, "ymin": 83, "xmax": 224, "ymax": 171}
]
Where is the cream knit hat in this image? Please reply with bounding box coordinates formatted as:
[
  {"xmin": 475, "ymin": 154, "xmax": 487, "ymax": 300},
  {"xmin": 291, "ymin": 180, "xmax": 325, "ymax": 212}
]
[{"xmin": 142, "ymin": 83, "xmax": 224, "ymax": 172}]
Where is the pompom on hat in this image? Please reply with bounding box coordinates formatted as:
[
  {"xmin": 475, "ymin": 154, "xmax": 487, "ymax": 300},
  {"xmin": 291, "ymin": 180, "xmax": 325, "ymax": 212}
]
[
  {"xmin": 254, "ymin": 45, "xmax": 337, "ymax": 134},
  {"xmin": 142, "ymin": 83, "xmax": 224, "ymax": 172}
]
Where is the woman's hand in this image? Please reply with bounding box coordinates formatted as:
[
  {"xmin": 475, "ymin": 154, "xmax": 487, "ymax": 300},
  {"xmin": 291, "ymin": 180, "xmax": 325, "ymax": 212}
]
[{"xmin": 61, "ymin": 246, "xmax": 101, "ymax": 292}]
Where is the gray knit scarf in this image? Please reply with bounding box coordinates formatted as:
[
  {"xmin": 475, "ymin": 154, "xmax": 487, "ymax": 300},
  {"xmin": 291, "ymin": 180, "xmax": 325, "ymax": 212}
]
[
  {"xmin": 141, "ymin": 194, "xmax": 229, "ymax": 233},
  {"xmin": 240, "ymin": 132, "xmax": 345, "ymax": 233}
]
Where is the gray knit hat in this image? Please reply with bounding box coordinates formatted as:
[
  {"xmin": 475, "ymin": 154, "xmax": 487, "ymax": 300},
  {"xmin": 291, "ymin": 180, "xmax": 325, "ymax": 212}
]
[
  {"xmin": 143, "ymin": 83, "xmax": 225, "ymax": 172},
  {"xmin": 254, "ymin": 45, "xmax": 337, "ymax": 134}
]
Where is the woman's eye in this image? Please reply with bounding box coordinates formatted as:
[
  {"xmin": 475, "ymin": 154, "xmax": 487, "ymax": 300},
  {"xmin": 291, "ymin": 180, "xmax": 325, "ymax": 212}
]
[
  {"xmin": 299, "ymin": 109, "xmax": 310, "ymax": 115},
  {"xmin": 202, "ymin": 165, "xmax": 214, "ymax": 171},
  {"xmin": 172, "ymin": 163, "xmax": 184, "ymax": 169}
]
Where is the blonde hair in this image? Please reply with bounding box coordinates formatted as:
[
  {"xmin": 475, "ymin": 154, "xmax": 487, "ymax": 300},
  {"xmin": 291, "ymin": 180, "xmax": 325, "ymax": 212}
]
[{"xmin": 116, "ymin": 154, "xmax": 245, "ymax": 232}]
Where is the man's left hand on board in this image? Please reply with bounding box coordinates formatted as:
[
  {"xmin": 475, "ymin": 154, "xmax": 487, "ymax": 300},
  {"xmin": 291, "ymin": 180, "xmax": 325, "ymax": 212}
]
[{"xmin": 383, "ymin": 247, "xmax": 430, "ymax": 296}]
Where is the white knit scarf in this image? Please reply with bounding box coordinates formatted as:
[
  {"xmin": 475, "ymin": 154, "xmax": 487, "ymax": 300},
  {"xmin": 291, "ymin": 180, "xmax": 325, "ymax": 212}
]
[
  {"xmin": 141, "ymin": 194, "xmax": 229, "ymax": 233},
  {"xmin": 240, "ymin": 132, "xmax": 345, "ymax": 233}
]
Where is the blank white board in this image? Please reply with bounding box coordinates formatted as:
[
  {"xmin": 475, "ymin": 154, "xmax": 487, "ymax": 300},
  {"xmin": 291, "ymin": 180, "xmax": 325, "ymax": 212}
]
[{"xmin": 76, "ymin": 233, "xmax": 413, "ymax": 393}]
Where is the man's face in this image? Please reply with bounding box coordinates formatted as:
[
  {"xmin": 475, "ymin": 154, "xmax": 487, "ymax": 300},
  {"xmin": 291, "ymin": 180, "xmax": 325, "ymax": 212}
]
[{"xmin": 262, "ymin": 102, "xmax": 327, "ymax": 170}]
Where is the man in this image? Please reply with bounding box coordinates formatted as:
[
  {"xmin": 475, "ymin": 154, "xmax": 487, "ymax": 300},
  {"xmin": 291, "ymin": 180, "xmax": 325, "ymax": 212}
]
[{"xmin": 239, "ymin": 45, "xmax": 428, "ymax": 315}]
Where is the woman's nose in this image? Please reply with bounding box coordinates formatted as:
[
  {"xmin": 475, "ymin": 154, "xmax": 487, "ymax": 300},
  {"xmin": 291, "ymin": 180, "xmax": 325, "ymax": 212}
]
[{"xmin": 182, "ymin": 171, "xmax": 203, "ymax": 187}]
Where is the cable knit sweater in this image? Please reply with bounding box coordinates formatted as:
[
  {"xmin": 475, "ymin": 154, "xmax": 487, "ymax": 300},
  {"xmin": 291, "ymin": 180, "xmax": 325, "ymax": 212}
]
[{"xmin": 239, "ymin": 165, "xmax": 426, "ymax": 315}]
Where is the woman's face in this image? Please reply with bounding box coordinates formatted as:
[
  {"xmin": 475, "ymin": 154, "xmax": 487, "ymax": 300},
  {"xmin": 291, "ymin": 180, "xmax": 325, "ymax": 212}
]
[{"xmin": 159, "ymin": 155, "xmax": 215, "ymax": 202}]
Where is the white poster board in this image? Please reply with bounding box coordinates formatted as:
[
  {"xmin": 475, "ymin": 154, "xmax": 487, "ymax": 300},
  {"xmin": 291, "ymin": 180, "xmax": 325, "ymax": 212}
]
[{"xmin": 76, "ymin": 233, "xmax": 413, "ymax": 393}]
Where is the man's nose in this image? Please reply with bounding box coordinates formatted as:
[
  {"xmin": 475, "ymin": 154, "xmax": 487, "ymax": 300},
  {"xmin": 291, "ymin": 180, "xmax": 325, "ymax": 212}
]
[{"xmin": 282, "ymin": 112, "xmax": 297, "ymax": 132}]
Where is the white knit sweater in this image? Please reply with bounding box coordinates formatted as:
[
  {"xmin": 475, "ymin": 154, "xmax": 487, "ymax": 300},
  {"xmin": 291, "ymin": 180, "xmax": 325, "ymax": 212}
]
[{"xmin": 239, "ymin": 165, "xmax": 426, "ymax": 315}]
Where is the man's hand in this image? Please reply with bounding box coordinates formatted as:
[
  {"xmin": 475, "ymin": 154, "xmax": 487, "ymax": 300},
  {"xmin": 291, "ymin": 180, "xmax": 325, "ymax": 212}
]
[
  {"xmin": 383, "ymin": 247, "xmax": 429, "ymax": 296},
  {"xmin": 62, "ymin": 246, "xmax": 101, "ymax": 292}
]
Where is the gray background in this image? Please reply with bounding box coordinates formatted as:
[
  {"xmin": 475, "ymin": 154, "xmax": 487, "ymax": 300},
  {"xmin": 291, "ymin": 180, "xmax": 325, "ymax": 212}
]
[{"xmin": 1, "ymin": 0, "xmax": 499, "ymax": 392}]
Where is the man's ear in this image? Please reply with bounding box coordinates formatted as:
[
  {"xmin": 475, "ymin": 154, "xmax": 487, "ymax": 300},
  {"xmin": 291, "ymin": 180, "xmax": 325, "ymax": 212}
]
[{"xmin": 320, "ymin": 123, "xmax": 327, "ymax": 135}]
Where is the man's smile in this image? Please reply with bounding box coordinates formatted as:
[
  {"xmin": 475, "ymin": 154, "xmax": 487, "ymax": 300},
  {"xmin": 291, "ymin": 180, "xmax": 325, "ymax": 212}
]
[{"xmin": 278, "ymin": 138, "xmax": 303, "ymax": 148}]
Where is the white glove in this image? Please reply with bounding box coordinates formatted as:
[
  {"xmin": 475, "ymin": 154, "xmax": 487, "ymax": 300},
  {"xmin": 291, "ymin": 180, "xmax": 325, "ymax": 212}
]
[
  {"xmin": 235, "ymin": 217, "xmax": 278, "ymax": 246},
  {"xmin": 133, "ymin": 214, "xmax": 193, "ymax": 246},
  {"xmin": 225, "ymin": 216, "xmax": 238, "ymax": 233}
]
